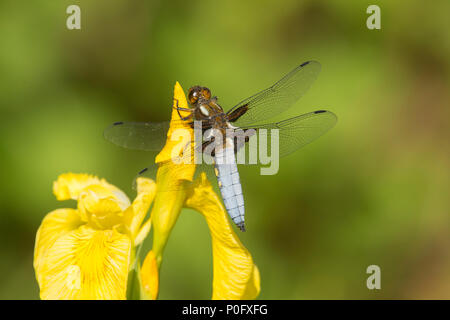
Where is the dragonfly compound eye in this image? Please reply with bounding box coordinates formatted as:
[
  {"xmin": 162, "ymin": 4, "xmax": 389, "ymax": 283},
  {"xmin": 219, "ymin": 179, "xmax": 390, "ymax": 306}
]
[{"xmin": 188, "ymin": 86, "xmax": 202, "ymax": 105}]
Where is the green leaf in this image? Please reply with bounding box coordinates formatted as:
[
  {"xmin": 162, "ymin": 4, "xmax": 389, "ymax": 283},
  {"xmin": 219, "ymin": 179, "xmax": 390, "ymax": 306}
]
[{"xmin": 126, "ymin": 244, "xmax": 152, "ymax": 300}]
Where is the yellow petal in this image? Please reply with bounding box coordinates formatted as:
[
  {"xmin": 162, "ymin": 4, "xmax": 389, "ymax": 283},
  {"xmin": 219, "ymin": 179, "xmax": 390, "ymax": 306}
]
[
  {"xmin": 34, "ymin": 208, "xmax": 84, "ymax": 285},
  {"xmin": 77, "ymin": 185, "xmax": 125, "ymax": 229},
  {"xmin": 38, "ymin": 225, "xmax": 131, "ymax": 300},
  {"xmin": 125, "ymin": 177, "xmax": 157, "ymax": 240},
  {"xmin": 53, "ymin": 173, "xmax": 130, "ymax": 209},
  {"xmin": 155, "ymin": 82, "xmax": 196, "ymax": 185},
  {"xmin": 141, "ymin": 250, "xmax": 159, "ymax": 300},
  {"xmin": 185, "ymin": 173, "xmax": 261, "ymax": 300},
  {"xmin": 134, "ymin": 217, "xmax": 151, "ymax": 246},
  {"xmin": 155, "ymin": 81, "xmax": 194, "ymax": 169},
  {"xmin": 53, "ymin": 173, "xmax": 100, "ymax": 201},
  {"xmin": 150, "ymin": 82, "xmax": 196, "ymax": 262},
  {"xmin": 241, "ymin": 265, "xmax": 261, "ymax": 299}
]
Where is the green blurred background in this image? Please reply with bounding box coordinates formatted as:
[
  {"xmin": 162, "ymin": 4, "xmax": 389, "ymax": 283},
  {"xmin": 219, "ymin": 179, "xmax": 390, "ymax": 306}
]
[{"xmin": 0, "ymin": 0, "xmax": 449, "ymax": 299}]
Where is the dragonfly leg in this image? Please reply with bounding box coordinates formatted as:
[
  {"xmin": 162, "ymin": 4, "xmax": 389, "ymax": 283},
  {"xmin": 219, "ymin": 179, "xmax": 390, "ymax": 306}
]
[
  {"xmin": 173, "ymin": 98, "xmax": 194, "ymax": 120},
  {"xmin": 172, "ymin": 98, "xmax": 192, "ymax": 111}
]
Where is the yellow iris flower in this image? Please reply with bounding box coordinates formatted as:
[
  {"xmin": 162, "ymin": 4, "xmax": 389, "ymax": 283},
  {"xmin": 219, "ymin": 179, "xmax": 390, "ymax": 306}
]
[
  {"xmin": 34, "ymin": 173, "xmax": 155, "ymax": 299},
  {"xmin": 140, "ymin": 82, "xmax": 260, "ymax": 300},
  {"xmin": 33, "ymin": 82, "xmax": 260, "ymax": 300}
]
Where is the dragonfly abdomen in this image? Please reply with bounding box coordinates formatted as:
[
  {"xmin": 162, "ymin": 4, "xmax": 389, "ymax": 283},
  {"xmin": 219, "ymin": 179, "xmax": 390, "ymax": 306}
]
[{"xmin": 214, "ymin": 147, "xmax": 245, "ymax": 231}]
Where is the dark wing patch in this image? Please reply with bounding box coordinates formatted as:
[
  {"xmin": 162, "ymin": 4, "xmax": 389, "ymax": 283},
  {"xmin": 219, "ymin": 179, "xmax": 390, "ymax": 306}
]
[
  {"xmin": 226, "ymin": 61, "xmax": 321, "ymax": 127},
  {"xmin": 227, "ymin": 103, "xmax": 249, "ymax": 122}
]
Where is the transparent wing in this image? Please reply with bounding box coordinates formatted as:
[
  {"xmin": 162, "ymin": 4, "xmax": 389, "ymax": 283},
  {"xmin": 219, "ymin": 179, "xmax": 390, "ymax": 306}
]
[
  {"xmin": 239, "ymin": 110, "xmax": 337, "ymax": 158},
  {"xmin": 141, "ymin": 111, "xmax": 337, "ymax": 191},
  {"xmin": 133, "ymin": 146, "xmax": 218, "ymax": 193},
  {"xmin": 104, "ymin": 120, "xmax": 194, "ymax": 151},
  {"xmin": 104, "ymin": 118, "xmax": 219, "ymax": 192},
  {"xmin": 226, "ymin": 61, "xmax": 321, "ymax": 127}
]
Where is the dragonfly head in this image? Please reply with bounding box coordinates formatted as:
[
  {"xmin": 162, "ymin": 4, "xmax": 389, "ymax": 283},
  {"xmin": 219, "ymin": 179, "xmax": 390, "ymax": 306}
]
[{"xmin": 188, "ymin": 86, "xmax": 211, "ymax": 106}]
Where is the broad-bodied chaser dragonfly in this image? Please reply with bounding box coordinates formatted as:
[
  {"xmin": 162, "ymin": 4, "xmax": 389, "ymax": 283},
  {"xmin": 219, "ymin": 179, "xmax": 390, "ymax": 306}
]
[{"xmin": 104, "ymin": 61, "xmax": 337, "ymax": 231}]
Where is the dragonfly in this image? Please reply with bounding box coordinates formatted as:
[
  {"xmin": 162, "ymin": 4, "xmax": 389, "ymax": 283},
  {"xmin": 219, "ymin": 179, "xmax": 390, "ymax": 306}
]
[{"xmin": 104, "ymin": 61, "xmax": 337, "ymax": 232}]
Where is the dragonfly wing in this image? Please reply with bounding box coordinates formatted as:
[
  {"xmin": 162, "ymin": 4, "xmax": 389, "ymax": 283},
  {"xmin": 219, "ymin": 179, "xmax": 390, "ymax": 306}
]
[
  {"xmin": 130, "ymin": 139, "xmax": 218, "ymax": 192},
  {"xmin": 104, "ymin": 119, "xmax": 219, "ymax": 192},
  {"xmin": 227, "ymin": 61, "xmax": 321, "ymax": 127},
  {"xmin": 238, "ymin": 110, "xmax": 337, "ymax": 158},
  {"xmin": 104, "ymin": 121, "xmax": 171, "ymax": 151}
]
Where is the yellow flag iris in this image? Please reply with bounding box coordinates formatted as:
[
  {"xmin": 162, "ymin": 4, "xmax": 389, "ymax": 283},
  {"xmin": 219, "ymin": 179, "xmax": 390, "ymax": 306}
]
[
  {"xmin": 140, "ymin": 82, "xmax": 260, "ymax": 300},
  {"xmin": 33, "ymin": 82, "xmax": 260, "ymax": 300},
  {"xmin": 34, "ymin": 173, "xmax": 155, "ymax": 299}
]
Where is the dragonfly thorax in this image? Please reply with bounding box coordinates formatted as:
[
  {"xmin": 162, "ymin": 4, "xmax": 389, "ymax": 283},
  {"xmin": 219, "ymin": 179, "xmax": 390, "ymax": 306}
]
[{"xmin": 188, "ymin": 85, "xmax": 226, "ymax": 124}]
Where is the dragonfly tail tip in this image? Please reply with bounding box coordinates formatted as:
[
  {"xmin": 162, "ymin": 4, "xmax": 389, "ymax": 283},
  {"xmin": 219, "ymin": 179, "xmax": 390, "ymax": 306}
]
[{"xmin": 237, "ymin": 222, "xmax": 246, "ymax": 232}]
